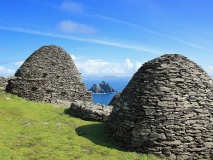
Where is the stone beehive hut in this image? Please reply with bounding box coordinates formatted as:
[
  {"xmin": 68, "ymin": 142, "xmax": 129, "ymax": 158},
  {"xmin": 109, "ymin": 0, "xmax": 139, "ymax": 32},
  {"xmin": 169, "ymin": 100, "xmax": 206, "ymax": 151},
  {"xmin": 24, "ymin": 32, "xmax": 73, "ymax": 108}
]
[
  {"xmin": 6, "ymin": 45, "xmax": 92, "ymax": 103},
  {"xmin": 106, "ymin": 54, "xmax": 213, "ymax": 159}
]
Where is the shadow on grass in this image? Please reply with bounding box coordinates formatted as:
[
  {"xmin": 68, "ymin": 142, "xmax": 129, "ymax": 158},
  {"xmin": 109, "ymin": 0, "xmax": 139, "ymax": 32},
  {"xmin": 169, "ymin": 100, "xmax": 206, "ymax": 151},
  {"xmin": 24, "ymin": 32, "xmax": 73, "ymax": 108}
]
[
  {"xmin": 75, "ymin": 123, "xmax": 123, "ymax": 151},
  {"xmin": 64, "ymin": 108, "xmax": 123, "ymax": 151},
  {"xmin": 64, "ymin": 108, "xmax": 71, "ymax": 115},
  {"xmin": 64, "ymin": 108, "xmax": 78, "ymax": 118},
  {"xmin": 64, "ymin": 108, "xmax": 79, "ymax": 119}
]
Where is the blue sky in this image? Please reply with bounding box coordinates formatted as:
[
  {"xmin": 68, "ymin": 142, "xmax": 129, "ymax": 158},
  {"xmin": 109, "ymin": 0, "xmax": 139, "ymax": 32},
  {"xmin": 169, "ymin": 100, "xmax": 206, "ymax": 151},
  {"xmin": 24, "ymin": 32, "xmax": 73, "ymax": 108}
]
[{"xmin": 0, "ymin": 0, "xmax": 213, "ymax": 78}]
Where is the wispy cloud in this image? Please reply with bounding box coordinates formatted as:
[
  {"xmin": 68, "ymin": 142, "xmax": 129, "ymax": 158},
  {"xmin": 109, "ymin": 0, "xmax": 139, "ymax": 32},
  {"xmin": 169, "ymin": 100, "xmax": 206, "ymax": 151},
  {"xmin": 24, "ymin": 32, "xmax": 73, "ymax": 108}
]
[
  {"xmin": 28, "ymin": 0, "xmax": 84, "ymax": 13},
  {"xmin": 0, "ymin": 25, "xmax": 162, "ymax": 55},
  {"xmin": 59, "ymin": 1, "xmax": 84, "ymax": 13},
  {"xmin": 57, "ymin": 20, "xmax": 96, "ymax": 34},
  {"xmin": 71, "ymin": 55, "xmax": 143, "ymax": 77},
  {"xmin": 92, "ymin": 15, "xmax": 208, "ymax": 51}
]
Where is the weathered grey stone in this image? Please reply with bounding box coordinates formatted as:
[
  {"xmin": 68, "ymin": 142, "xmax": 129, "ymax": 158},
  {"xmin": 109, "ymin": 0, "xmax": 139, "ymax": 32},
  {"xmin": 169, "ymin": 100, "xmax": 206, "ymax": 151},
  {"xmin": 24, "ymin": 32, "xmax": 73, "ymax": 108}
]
[
  {"xmin": 109, "ymin": 92, "xmax": 121, "ymax": 106},
  {"xmin": 106, "ymin": 54, "xmax": 213, "ymax": 159},
  {"xmin": 204, "ymin": 142, "xmax": 213, "ymax": 148},
  {"xmin": 6, "ymin": 45, "xmax": 92, "ymax": 103},
  {"xmin": 162, "ymin": 140, "xmax": 182, "ymax": 146},
  {"xmin": 68, "ymin": 101, "xmax": 113, "ymax": 122},
  {"xmin": 0, "ymin": 77, "xmax": 8, "ymax": 90}
]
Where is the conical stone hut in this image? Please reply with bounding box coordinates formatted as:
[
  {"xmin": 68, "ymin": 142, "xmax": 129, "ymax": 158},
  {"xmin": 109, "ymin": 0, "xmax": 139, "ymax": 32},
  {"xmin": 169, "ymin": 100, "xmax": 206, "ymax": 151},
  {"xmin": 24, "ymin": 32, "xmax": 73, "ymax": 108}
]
[
  {"xmin": 106, "ymin": 54, "xmax": 213, "ymax": 159},
  {"xmin": 6, "ymin": 45, "xmax": 92, "ymax": 103}
]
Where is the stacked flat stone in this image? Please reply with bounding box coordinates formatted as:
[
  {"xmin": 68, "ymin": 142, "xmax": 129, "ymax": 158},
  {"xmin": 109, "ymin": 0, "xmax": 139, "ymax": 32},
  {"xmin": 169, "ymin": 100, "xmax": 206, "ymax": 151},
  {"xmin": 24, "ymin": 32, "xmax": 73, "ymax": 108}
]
[
  {"xmin": 6, "ymin": 45, "xmax": 92, "ymax": 103},
  {"xmin": 106, "ymin": 54, "xmax": 213, "ymax": 159},
  {"xmin": 109, "ymin": 92, "xmax": 121, "ymax": 106},
  {"xmin": 69, "ymin": 101, "xmax": 113, "ymax": 122},
  {"xmin": 0, "ymin": 77, "xmax": 8, "ymax": 90}
]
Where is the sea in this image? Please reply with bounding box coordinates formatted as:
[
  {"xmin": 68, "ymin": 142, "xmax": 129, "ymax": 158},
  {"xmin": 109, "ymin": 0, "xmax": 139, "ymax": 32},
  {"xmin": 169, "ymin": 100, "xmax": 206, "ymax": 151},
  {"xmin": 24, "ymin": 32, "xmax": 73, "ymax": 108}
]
[{"xmin": 83, "ymin": 78, "xmax": 130, "ymax": 105}]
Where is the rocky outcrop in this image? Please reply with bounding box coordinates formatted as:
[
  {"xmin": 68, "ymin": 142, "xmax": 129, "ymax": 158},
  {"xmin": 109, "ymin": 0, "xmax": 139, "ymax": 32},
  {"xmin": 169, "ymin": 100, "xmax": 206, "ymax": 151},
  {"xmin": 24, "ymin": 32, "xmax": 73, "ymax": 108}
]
[
  {"xmin": 0, "ymin": 77, "xmax": 8, "ymax": 90},
  {"xmin": 106, "ymin": 54, "xmax": 213, "ymax": 160},
  {"xmin": 68, "ymin": 101, "xmax": 113, "ymax": 122},
  {"xmin": 88, "ymin": 81, "xmax": 115, "ymax": 93},
  {"xmin": 6, "ymin": 45, "xmax": 92, "ymax": 103}
]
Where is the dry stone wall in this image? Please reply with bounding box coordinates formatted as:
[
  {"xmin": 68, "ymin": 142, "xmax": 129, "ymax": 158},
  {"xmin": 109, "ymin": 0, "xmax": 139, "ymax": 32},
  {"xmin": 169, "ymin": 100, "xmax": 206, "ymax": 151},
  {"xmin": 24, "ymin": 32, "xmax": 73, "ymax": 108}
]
[
  {"xmin": 68, "ymin": 101, "xmax": 113, "ymax": 122},
  {"xmin": 0, "ymin": 77, "xmax": 8, "ymax": 90},
  {"xmin": 106, "ymin": 54, "xmax": 213, "ymax": 160},
  {"xmin": 6, "ymin": 45, "xmax": 92, "ymax": 103}
]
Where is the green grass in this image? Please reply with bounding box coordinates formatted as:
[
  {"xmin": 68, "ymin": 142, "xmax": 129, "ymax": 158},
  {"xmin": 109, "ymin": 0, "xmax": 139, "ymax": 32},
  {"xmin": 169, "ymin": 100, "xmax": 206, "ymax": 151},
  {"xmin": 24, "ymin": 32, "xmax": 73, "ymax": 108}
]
[{"xmin": 0, "ymin": 90, "xmax": 162, "ymax": 160}]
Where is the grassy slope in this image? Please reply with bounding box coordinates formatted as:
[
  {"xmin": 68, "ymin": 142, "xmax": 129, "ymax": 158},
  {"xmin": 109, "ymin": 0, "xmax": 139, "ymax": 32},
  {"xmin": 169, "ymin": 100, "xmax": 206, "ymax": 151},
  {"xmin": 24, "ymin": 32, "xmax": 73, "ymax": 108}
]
[{"xmin": 0, "ymin": 90, "xmax": 162, "ymax": 160}]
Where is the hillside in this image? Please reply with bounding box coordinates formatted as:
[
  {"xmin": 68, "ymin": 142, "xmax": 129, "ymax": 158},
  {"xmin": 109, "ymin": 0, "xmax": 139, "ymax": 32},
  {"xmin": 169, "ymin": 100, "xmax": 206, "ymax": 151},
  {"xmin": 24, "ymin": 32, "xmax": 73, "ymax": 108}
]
[{"xmin": 0, "ymin": 89, "xmax": 161, "ymax": 160}]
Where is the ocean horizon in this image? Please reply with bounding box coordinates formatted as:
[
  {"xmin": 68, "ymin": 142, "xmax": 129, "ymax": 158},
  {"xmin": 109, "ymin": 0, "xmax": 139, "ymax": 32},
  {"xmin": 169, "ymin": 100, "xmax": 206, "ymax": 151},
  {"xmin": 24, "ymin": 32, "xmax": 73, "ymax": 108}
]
[{"xmin": 83, "ymin": 78, "xmax": 129, "ymax": 105}]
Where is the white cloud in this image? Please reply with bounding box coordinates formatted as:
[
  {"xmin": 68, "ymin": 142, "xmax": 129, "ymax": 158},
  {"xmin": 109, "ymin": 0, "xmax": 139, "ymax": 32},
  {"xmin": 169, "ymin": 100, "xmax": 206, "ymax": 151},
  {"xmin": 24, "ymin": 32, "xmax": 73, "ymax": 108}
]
[
  {"xmin": 206, "ymin": 66, "xmax": 213, "ymax": 77},
  {"xmin": 14, "ymin": 61, "xmax": 24, "ymax": 67},
  {"xmin": 124, "ymin": 58, "xmax": 134, "ymax": 69},
  {"xmin": 135, "ymin": 61, "xmax": 143, "ymax": 70},
  {"xmin": 0, "ymin": 66, "xmax": 15, "ymax": 77},
  {"xmin": 71, "ymin": 54, "xmax": 82, "ymax": 60},
  {"xmin": 71, "ymin": 54, "xmax": 77, "ymax": 60},
  {"xmin": 72, "ymin": 55, "xmax": 143, "ymax": 77},
  {"xmin": 57, "ymin": 20, "xmax": 96, "ymax": 34},
  {"xmin": 59, "ymin": 1, "xmax": 84, "ymax": 13},
  {"xmin": 0, "ymin": 55, "xmax": 143, "ymax": 78}
]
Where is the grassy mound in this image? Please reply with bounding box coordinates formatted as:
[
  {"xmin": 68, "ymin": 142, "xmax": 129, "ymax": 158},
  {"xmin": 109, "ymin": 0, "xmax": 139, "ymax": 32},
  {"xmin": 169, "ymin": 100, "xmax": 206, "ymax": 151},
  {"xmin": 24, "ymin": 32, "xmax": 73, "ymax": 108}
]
[{"xmin": 0, "ymin": 90, "xmax": 162, "ymax": 160}]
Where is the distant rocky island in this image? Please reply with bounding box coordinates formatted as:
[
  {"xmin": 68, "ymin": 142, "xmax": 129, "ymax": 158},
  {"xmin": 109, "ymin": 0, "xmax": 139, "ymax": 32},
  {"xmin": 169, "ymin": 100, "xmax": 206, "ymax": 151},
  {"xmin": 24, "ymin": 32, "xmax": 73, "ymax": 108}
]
[{"xmin": 88, "ymin": 81, "xmax": 115, "ymax": 93}]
